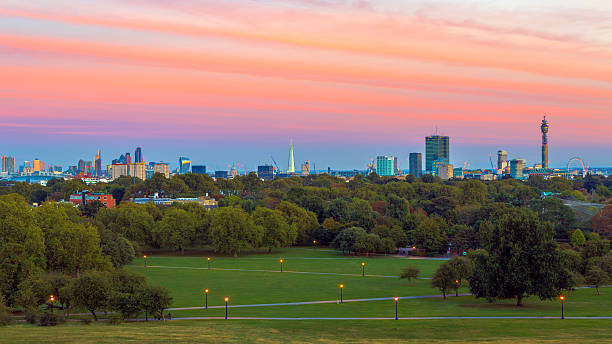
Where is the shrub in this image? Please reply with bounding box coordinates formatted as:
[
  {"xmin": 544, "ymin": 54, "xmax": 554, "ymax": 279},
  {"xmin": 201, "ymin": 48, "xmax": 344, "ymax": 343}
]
[
  {"xmin": 39, "ymin": 312, "xmax": 64, "ymax": 326},
  {"xmin": 107, "ymin": 313, "xmax": 123, "ymax": 325},
  {"xmin": 24, "ymin": 308, "xmax": 39, "ymax": 325},
  {"xmin": 399, "ymin": 266, "xmax": 420, "ymax": 282},
  {"xmin": 80, "ymin": 316, "xmax": 93, "ymax": 325}
]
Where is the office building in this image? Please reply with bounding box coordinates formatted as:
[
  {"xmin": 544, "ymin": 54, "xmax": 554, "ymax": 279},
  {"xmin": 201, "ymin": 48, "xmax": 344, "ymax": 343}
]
[
  {"xmin": 510, "ymin": 159, "xmax": 524, "ymax": 180},
  {"xmin": 214, "ymin": 170, "xmax": 228, "ymax": 179},
  {"xmin": 135, "ymin": 147, "xmax": 143, "ymax": 163},
  {"xmin": 541, "ymin": 116, "xmax": 549, "ymax": 169},
  {"xmin": 2, "ymin": 156, "xmax": 15, "ymax": 174},
  {"xmin": 258, "ymin": 165, "xmax": 274, "ymax": 180},
  {"xmin": 33, "ymin": 159, "xmax": 45, "ymax": 172},
  {"xmin": 69, "ymin": 191, "xmax": 115, "ymax": 208},
  {"xmin": 192, "ymin": 165, "xmax": 207, "ymax": 174},
  {"xmin": 425, "ymin": 135, "xmax": 449, "ymax": 173},
  {"xmin": 497, "ymin": 150, "xmax": 508, "ymax": 170},
  {"xmin": 179, "ymin": 157, "xmax": 191, "ymax": 174},
  {"xmin": 301, "ymin": 161, "xmax": 310, "ymax": 175},
  {"xmin": 409, "ymin": 153, "xmax": 422, "ymax": 178},
  {"xmin": 94, "ymin": 150, "xmax": 102, "ymax": 177},
  {"xmin": 436, "ymin": 161, "xmax": 454, "ymax": 180},
  {"xmin": 288, "ymin": 140, "xmax": 295, "ymax": 173},
  {"xmin": 376, "ymin": 156, "xmax": 395, "ymax": 176},
  {"xmin": 394, "ymin": 157, "xmax": 400, "ymax": 174},
  {"xmin": 125, "ymin": 153, "xmax": 132, "ymax": 164},
  {"xmin": 151, "ymin": 162, "xmax": 170, "ymax": 178},
  {"xmin": 111, "ymin": 162, "xmax": 145, "ymax": 180}
]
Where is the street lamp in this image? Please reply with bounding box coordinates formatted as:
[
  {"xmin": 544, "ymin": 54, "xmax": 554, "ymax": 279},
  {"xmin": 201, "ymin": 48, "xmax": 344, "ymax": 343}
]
[
  {"xmin": 49, "ymin": 294, "xmax": 55, "ymax": 313},
  {"xmin": 313, "ymin": 240, "xmax": 317, "ymax": 248},
  {"xmin": 361, "ymin": 262, "xmax": 366, "ymax": 277},
  {"xmin": 560, "ymin": 295, "xmax": 565, "ymax": 319},
  {"xmin": 224, "ymin": 297, "xmax": 229, "ymax": 319},
  {"xmin": 204, "ymin": 289, "xmax": 209, "ymax": 310},
  {"xmin": 394, "ymin": 297, "xmax": 399, "ymax": 320},
  {"xmin": 143, "ymin": 255, "xmax": 147, "ymax": 267},
  {"xmin": 280, "ymin": 259, "xmax": 284, "ymax": 272},
  {"xmin": 339, "ymin": 284, "xmax": 344, "ymax": 303},
  {"xmin": 207, "ymin": 257, "xmax": 211, "ymax": 270}
]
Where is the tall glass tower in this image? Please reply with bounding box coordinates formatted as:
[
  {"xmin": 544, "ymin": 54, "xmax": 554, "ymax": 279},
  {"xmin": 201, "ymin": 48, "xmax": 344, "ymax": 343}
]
[
  {"xmin": 409, "ymin": 153, "xmax": 422, "ymax": 177},
  {"xmin": 541, "ymin": 116, "xmax": 549, "ymax": 169},
  {"xmin": 425, "ymin": 135, "xmax": 449, "ymax": 174},
  {"xmin": 135, "ymin": 147, "xmax": 143, "ymax": 163},
  {"xmin": 288, "ymin": 139, "xmax": 295, "ymax": 173}
]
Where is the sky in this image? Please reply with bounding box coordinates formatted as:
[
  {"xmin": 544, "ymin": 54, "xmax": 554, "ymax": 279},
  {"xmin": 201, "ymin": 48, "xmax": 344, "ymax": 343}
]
[{"xmin": 1, "ymin": 0, "xmax": 611, "ymax": 171}]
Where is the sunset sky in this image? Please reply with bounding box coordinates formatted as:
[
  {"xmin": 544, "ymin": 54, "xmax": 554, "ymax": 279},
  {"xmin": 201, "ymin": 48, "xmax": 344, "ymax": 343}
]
[{"xmin": 1, "ymin": 0, "xmax": 611, "ymax": 171}]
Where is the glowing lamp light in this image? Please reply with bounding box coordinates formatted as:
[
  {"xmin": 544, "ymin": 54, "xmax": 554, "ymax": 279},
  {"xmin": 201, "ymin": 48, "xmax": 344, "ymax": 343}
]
[
  {"xmin": 340, "ymin": 284, "xmax": 344, "ymax": 289},
  {"xmin": 224, "ymin": 297, "xmax": 229, "ymax": 302},
  {"xmin": 361, "ymin": 262, "xmax": 365, "ymax": 266},
  {"xmin": 204, "ymin": 289, "xmax": 209, "ymax": 294},
  {"xmin": 560, "ymin": 296, "xmax": 565, "ymax": 301},
  {"xmin": 394, "ymin": 297, "xmax": 399, "ymax": 302}
]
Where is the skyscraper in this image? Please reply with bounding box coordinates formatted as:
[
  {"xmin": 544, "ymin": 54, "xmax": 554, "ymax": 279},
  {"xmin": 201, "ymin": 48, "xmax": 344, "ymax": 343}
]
[
  {"xmin": 77, "ymin": 159, "xmax": 86, "ymax": 175},
  {"xmin": 497, "ymin": 150, "xmax": 508, "ymax": 170},
  {"xmin": 1, "ymin": 156, "xmax": 15, "ymax": 174},
  {"xmin": 409, "ymin": 153, "xmax": 422, "ymax": 177},
  {"xmin": 425, "ymin": 135, "xmax": 449, "ymax": 174},
  {"xmin": 288, "ymin": 139, "xmax": 295, "ymax": 173},
  {"xmin": 376, "ymin": 156, "xmax": 395, "ymax": 176},
  {"xmin": 135, "ymin": 147, "xmax": 143, "ymax": 163},
  {"xmin": 192, "ymin": 165, "xmax": 207, "ymax": 174},
  {"xmin": 510, "ymin": 159, "xmax": 524, "ymax": 179},
  {"xmin": 125, "ymin": 152, "xmax": 132, "ymax": 164},
  {"xmin": 179, "ymin": 157, "xmax": 191, "ymax": 174},
  {"xmin": 94, "ymin": 150, "xmax": 102, "ymax": 177},
  {"xmin": 258, "ymin": 165, "xmax": 274, "ymax": 180},
  {"xmin": 33, "ymin": 159, "xmax": 43, "ymax": 172},
  {"xmin": 541, "ymin": 116, "xmax": 549, "ymax": 169},
  {"xmin": 301, "ymin": 161, "xmax": 310, "ymax": 175}
]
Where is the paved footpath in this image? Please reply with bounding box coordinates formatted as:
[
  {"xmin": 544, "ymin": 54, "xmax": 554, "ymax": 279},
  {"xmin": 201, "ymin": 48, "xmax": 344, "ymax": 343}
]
[
  {"xmin": 168, "ymin": 294, "xmax": 472, "ymax": 311},
  {"xmin": 156, "ymin": 316, "xmax": 612, "ymax": 321},
  {"xmin": 146, "ymin": 265, "xmax": 432, "ymax": 279}
]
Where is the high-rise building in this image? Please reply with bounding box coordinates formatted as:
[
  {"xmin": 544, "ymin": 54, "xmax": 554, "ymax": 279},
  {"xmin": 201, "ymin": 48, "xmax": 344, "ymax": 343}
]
[
  {"xmin": 1, "ymin": 156, "xmax": 15, "ymax": 174},
  {"xmin": 393, "ymin": 157, "xmax": 400, "ymax": 175},
  {"xmin": 135, "ymin": 147, "xmax": 143, "ymax": 163},
  {"xmin": 179, "ymin": 157, "xmax": 191, "ymax": 174},
  {"xmin": 510, "ymin": 159, "xmax": 524, "ymax": 180},
  {"xmin": 77, "ymin": 159, "xmax": 87, "ymax": 175},
  {"xmin": 288, "ymin": 139, "xmax": 295, "ymax": 173},
  {"xmin": 301, "ymin": 161, "xmax": 310, "ymax": 175},
  {"xmin": 425, "ymin": 135, "xmax": 449, "ymax": 174},
  {"xmin": 111, "ymin": 162, "xmax": 145, "ymax": 180},
  {"xmin": 151, "ymin": 162, "xmax": 170, "ymax": 178},
  {"xmin": 125, "ymin": 153, "xmax": 132, "ymax": 164},
  {"xmin": 541, "ymin": 116, "xmax": 549, "ymax": 169},
  {"xmin": 192, "ymin": 165, "xmax": 207, "ymax": 174},
  {"xmin": 435, "ymin": 162, "xmax": 454, "ymax": 180},
  {"xmin": 94, "ymin": 150, "xmax": 102, "ymax": 177},
  {"xmin": 214, "ymin": 170, "xmax": 228, "ymax": 179},
  {"xmin": 33, "ymin": 159, "xmax": 43, "ymax": 172},
  {"xmin": 497, "ymin": 150, "xmax": 508, "ymax": 170},
  {"xmin": 376, "ymin": 156, "xmax": 395, "ymax": 176},
  {"xmin": 258, "ymin": 165, "xmax": 274, "ymax": 180},
  {"xmin": 409, "ymin": 153, "xmax": 422, "ymax": 178}
]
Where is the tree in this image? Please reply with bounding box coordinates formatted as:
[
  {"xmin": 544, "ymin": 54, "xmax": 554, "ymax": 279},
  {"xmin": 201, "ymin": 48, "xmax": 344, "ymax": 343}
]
[
  {"xmin": 595, "ymin": 185, "xmax": 612, "ymax": 199},
  {"xmin": 99, "ymin": 203, "xmax": 155, "ymax": 245},
  {"xmin": 139, "ymin": 285, "xmax": 172, "ymax": 321},
  {"xmin": 467, "ymin": 207, "xmax": 565, "ymax": 306},
  {"xmin": 399, "ymin": 266, "xmax": 419, "ymax": 282},
  {"xmin": 209, "ymin": 207, "xmax": 263, "ymax": 257},
  {"xmin": 413, "ymin": 216, "xmax": 448, "ymax": 253},
  {"xmin": 570, "ymin": 229, "xmax": 586, "ymax": 247},
  {"xmin": 276, "ymin": 201, "xmax": 319, "ymax": 244},
  {"xmin": 98, "ymin": 227, "xmax": 135, "ymax": 268},
  {"xmin": 108, "ymin": 270, "xmax": 147, "ymax": 319},
  {"xmin": 528, "ymin": 197, "xmax": 576, "ymax": 238},
  {"xmin": 592, "ymin": 205, "xmax": 612, "ymax": 239},
  {"xmin": 447, "ymin": 256, "xmax": 473, "ymax": 296},
  {"xmin": 349, "ymin": 199, "xmax": 376, "ymax": 231},
  {"xmin": 81, "ymin": 200, "xmax": 105, "ymax": 218},
  {"xmin": 585, "ymin": 266, "xmax": 608, "ymax": 296},
  {"xmin": 72, "ymin": 270, "xmax": 112, "ymax": 320},
  {"xmin": 152, "ymin": 208, "xmax": 197, "ymax": 255},
  {"xmin": 332, "ymin": 227, "xmax": 367, "ymax": 254},
  {"xmin": 252, "ymin": 207, "xmax": 297, "ymax": 253},
  {"xmin": 431, "ymin": 263, "xmax": 457, "ymax": 299},
  {"xmin": 354, "ymin": 233, "xmax": 380, "ymax": 256},
  {"xmin": 386, "ymin": 195, "xmax": 409, "ymax": 219},
  {"xmin": 327, "ymin": 199, "xmax": 349, "ymax": 223},
  {"xmin": 459, "ymin": 179, "xmax": 487, "ymax": 205}
]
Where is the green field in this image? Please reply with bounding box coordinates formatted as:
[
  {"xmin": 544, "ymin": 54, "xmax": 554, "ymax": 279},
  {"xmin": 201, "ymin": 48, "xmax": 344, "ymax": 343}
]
[{"xmin": 3, "ymin": 248, "xmax": 611, "ymax": 343}]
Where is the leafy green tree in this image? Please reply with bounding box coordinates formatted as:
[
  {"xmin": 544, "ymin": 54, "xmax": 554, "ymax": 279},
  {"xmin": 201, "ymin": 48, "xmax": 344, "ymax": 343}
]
[
  {"xmin": 252, "ymin": 207, "xmax": 297, "ymax": 253},
  {"xmin": 276, "ymin": 201, "xmax": 319, "ymax": 244},
  {"xmin": 327, "ymin": 199, "xmax": 349, "ymax": 223},
  {"xmin": 98, "ymin": 203, "xmax": 155, "ymax": 245},
  {"xmin": 332, "ymin": 227, "xmax": 367, "ymax": 254},
  {"xmin": 386, "ymin": 195, "xmax": 409, "ymax": 219},
  {"xmin": 570, "ymin": 229, "xmax": 586, "ymax": 247},
  {"xmin": 72, "ymin": 270, "xmax": 112, "ymax": 320},
  {"xmin": 592, "ymin": 205, "xmax": 612, "ymax": 239},
  {"xmin": 529, "ymin": 197, "xmax": 575, "ymax": 238},
  {"xmin": 139, "ymin": 285, "xmax": 172, "ymax": 320},
  {"xmin": 431, "ymin": 263, "xmax": 457, "ymax": 299},
  {"xmin": 468, "ymin": 207, "xmax": 564, "ymax": 306},
  {"xmin": 81, "ymin": 200, "xmax": 105, "ymax": 218},
  {"xmin": 209, "ymin": 207, "xmax": 263, "ymax": 257},
  {"xmin": 399, "ymin": 266, "xmax": 419, "ymax": 282},
  {"xmin": 15, "ymin": 275, "xmax": 52, "ymax": 310},
  {"xmin": 354, "ymin": 233, "xmax": 380, "ymax": 256},
  {"xmin": 413, "ymin": 216, "xmax": 448, "ymax": 253},
  {"xmin": 447, "ymin": 256, "xmax": 473, "ymax": 296},
  {"xmin": 152, "ymin": 208, "xmax": 197, "ymax": 255},
  {"xmin": 582, "ymin": 233, "xmax": 610, "ymax": 260},
  {"xmin": 459, "ymin": 179, "xmax": 487, "ymax": 204},
  {"xmin": 585, "ymin": 266, "xmax": 608, "ymax": 295},
  {"xmin": 349, "ymin": 199, "xmax": 376, "ymax": 231},
  {"xmin": 595, "ymin": 185, "xmax": 612, "ymax": 198},
  {"xmin": 98, "ymin": 227, "xmax": 135, "ymax": 267}
]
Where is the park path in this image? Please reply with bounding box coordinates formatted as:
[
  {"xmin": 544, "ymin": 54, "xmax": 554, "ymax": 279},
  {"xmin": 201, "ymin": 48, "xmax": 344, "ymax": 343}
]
[
  {"xmin": 168, "ymin": 293, "xmax": 472, "ymax": 311},
  {"xmin": 145, "ymin": 265, "xmax": 432, "ymax": 279},
  {"xmin": 164, "ymin": 316, "xmax": 612, "ymax": 320}
]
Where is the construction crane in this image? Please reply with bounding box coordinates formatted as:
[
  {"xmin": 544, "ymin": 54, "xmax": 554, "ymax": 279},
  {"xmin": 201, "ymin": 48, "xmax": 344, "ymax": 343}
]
[
  {"xmin": 270, "ymin": 156, "xmax": 281, "ymax": 172},
  {"xmin": 488, "ymin": 154, "xmax": 495, "ymax": 171}
]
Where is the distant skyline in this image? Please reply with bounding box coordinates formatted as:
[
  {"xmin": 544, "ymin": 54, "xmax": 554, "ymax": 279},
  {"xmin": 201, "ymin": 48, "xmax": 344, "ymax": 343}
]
[{"xmin": 1, "ymin": 1, "xmax": 611, "ymax": 170}]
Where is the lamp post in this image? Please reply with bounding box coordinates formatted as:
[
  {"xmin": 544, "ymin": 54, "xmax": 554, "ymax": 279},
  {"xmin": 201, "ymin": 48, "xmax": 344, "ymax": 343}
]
[
  {"xmin": 560, "ymin": 295, "xmax": 565, "ymax": 319},
  {"xmin": 280, "ymin": 259, "xmax": 284, "ymax": 272},
  {"xmin": 339, "ymin": 284, "xmax": 344, "ymax": 303},
  {"xmin": 204, "ymin": 289, "xmax": 209, "ymax": 310},
  {"xmin": 361, "ymin": 262, "xmax": 366, "ymax": 277},
  {"xmin": 49, "ymin": 295, "xmax": 55, "ymax": 313},
  {"xmin": 394, "ymin": 297, "xmax": 399, "ymax": 320},
  {"xmin": 313, "ymin": 240, "xmax": 317, "ymax": 248},
  {"xmin": 224, "ymin": 297, "xmax": 229, "ymax": 320},
  {"xmin": 207, "ymin": 257, "xmax": 211, "ymax": 270},
  {"xmin": 143, "ymin": 255, "xmax": 147, "ymax": 268}
]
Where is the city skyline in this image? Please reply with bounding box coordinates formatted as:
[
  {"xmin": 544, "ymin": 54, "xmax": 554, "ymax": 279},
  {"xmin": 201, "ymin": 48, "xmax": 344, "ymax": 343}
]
[{"xmin": 1, "ymin": 1, "xmax": 611, "ymax": 170}]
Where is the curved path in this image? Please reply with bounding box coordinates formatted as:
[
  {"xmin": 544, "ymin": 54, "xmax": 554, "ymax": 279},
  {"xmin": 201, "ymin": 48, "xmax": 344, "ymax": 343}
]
[{"xmin": 164, "ymin": 316, "xmax": 612, "ymax": 321}]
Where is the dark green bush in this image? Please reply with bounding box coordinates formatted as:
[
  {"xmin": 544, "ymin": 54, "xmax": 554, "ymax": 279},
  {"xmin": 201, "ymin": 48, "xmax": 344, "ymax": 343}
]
[
  {"xmin": 39, "ymin": 312, "xmax": 64, "ymax": 326},
  {"xmin": 107, "ymin": 313, "xmax": 122, "ymax": 325},
  {"xmin": 24, "ymin": 309, "xmax": 39, "ymax": 325}
]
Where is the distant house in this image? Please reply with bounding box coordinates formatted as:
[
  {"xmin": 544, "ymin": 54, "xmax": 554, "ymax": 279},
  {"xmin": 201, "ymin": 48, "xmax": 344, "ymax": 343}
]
[{"xmin": 69, "ymin": 192, "xmax": 115, "ymax": 208}]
